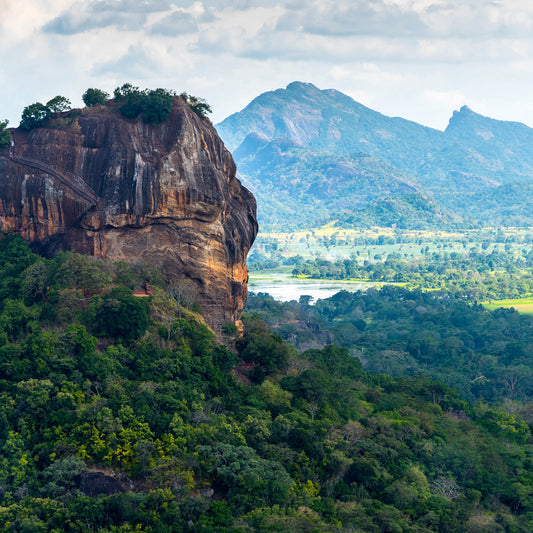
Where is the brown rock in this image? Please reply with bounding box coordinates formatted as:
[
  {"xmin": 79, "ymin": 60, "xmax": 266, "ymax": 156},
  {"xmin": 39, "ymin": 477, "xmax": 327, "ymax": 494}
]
[{"xmin": 0, "ymin": 100, "xmax": 257, "ymax": 330}]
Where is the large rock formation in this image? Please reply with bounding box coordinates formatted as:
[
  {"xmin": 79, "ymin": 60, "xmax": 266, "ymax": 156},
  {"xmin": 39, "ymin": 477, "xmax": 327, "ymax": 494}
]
[{"xmin": 0, "ymin": 99, "xmax": 257, "ymax": 329}]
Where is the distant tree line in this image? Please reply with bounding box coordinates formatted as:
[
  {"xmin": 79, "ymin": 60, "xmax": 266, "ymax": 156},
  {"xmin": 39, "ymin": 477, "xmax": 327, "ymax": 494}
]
[{"xmin": 289, "ymin": 248, "xmax": 533, "ymax": 300}]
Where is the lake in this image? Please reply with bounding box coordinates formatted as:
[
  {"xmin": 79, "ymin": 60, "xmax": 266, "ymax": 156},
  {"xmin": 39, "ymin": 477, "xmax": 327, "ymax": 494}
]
[{"xmin": 248, "ymin": 271, "xmax": 383, "ymax": 303}]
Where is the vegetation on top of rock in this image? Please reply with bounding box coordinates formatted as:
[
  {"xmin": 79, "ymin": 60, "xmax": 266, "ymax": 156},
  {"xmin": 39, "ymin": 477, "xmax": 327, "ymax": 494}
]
[
  {"xmin": 19, "ymin": 96, "xmax": 73, "ymax": 130},
  {"xmin": 15, "ymin": 85, "xmax": 213, "ymax": 132},
  {"xmin": 82, "ymin": 88, "xmax": 110, "ymax": 107},
  {"xmin": 140, "ymin": 88, "xmax": 175, "ymax": 124},
  {"xmin": 179, "ymin": 92, "xmax": 212, "ymax": 119},
  {"xmin": 113, "ymin": 83, "xmax": 172, "ymax": 123},
  {"xmin": 113, "ymin": 83, "xmax": 147, "ymax": 118},
  {"xmin": 0, "ymin": 119, "xmax": 9, "ymax": 149},
  {"xmin": 19, "ymin": 102, "xmax": 52, "ymax": 130},
  {"xmin": 111, "ymin": 84, "xmax": 211, "ymax": 122},
  {"xmin": 45, "ymin": 95, "xmax": 71, "ymax": 114}
]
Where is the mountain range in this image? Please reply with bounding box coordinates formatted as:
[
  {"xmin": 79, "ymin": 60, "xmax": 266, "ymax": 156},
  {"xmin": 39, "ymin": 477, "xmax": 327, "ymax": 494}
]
[{"xmin": 217, "ymin": 82, "xmax": 533, "ymax": 229}]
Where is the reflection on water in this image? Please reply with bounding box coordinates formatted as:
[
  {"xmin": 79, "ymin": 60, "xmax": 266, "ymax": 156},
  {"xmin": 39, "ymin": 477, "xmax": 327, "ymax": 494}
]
[{"xmin": 248, "ymin": 272, "xmax": 379, "ymax": 303}]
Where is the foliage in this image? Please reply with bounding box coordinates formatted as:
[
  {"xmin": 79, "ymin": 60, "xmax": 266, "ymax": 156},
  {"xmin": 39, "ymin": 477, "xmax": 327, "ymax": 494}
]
[
  {"xmin": 247, "ymin": 286, "xmax": 533, "ymax": 404},
  {"xmin": 113, "ymin": 83, "xmax": 140, "ymax": 101},
  {"xmin": 85, "ymin": 287, "xmax": 150, "ymax": 342},
  {"xmin": 19, "ymin": 102, "xmax": 51, "ymax": 130},
  {"xmin": 45, "ymin": 95, "xmax": 71, "ymax": 114},
  {"xmin": 82, "ymin": 88, "xmax": 110, "ymax": 107},
  {"xmin": 0, "ymin": 234, "xmax": 40, "ymax": 302},
  {"xmin": 113, "ymin": 84, "xmax": 174, "ymax": 123},
  {"xmin": 199, "ymin": 443, "xmax": 293, "ymax": 510},
  {"xmin": 235, "ymin": 316, "xmax": 292, "ymax": 377},
  {"xmin": 0, "ymin": 119, "xmax": 9, "ymax": 149},
  {"xmin": 113, "ymin": 83, "xmax": 144, "ymax": 118},
  {"xmin": 290, "ymin": 245, "xmax": 533, "ymax": 300},
  {"xmin": 1, "ymin": 239, "xmax": 533, "ymax": 530},
  {"xmin": 179, "ymin": 92, "xmax": 212, "ymax": 119},
  {"xmin": 141, "ymin": 88, "xmax": 174, "ymax": 124}
]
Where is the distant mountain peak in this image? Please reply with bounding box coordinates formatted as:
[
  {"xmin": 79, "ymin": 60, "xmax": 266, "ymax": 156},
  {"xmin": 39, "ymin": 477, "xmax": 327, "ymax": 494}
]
[
  {"xmin": 451, "ymin": 105, "xmax": 477, "ymax": 119},
  {"xmin": 285, "ymin": 81, "xmax": 319, "ymax": 92},
  {"xmin": 446, "ymin": 105, "xmax": 486, "ymax": 132}
]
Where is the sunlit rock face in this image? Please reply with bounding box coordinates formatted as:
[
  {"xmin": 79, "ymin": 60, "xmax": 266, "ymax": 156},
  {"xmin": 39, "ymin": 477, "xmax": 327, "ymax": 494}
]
[{"xmin": 0, "ymin": 100, "xmax": 258, "ymax": 329}]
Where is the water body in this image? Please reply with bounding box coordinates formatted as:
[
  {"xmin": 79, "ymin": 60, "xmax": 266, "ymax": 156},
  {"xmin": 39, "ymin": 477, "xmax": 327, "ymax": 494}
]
[{"xmin": 248, "ymin": 271, "xmax": 382, "ymax": 303}]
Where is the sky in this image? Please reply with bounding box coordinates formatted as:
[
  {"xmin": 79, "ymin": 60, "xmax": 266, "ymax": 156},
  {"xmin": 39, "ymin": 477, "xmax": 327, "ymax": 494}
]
[{"xmin": 1, "ymin": 0, "xmax": 533, "ymax": 131}]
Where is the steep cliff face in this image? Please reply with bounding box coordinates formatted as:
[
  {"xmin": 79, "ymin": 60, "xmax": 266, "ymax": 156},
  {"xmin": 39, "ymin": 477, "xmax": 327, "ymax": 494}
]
[{"xmin": 0, "ymin": 100, "xmax": 258, "ymax": 329}]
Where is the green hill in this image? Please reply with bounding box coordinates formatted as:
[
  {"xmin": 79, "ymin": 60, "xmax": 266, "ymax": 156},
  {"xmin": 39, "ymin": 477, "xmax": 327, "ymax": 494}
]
[
  {"xmin": 2, "ymin": 237, "xmax": 533, "ymax": 531},
  {"xmin": 218, "ymin": 82, "xmax": 533, "ymax": 229},
  {"xmin": 233, "ymin": 134, "xmax": 455, "ymax": 229}
]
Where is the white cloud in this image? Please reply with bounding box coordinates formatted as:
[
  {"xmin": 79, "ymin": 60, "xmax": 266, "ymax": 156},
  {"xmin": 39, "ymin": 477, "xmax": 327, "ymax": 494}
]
[
  {"xmin": 422, "ymin": 89, "xmax": 466, "ymax": 110},
  {"xmin": 3, "ymin": 0, "xmax": 533, "ymax": 131},
  {"xmin": 276, "ymin": 0, "xmax": 427, "ymax": 37},
  {"xmin": 43, "ymin": 0, "xmax": 171, "ymax": 34},
  {"xmin": 149, "ymin": 10, "xmax": 198, "ymax": 36},
  {"xmin": 93, "ymin": 44, "xmax": 163, "ymax": 77}
]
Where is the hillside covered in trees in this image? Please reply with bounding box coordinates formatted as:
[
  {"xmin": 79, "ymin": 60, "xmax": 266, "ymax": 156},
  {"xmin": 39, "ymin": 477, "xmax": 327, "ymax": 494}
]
[
  {"xmin": 217, "ymin": 82, "xmax": 533, "ymax": 230},
  {"xmin": 0, "ymin": 235, "xmax": 533, "ymax": 531}
]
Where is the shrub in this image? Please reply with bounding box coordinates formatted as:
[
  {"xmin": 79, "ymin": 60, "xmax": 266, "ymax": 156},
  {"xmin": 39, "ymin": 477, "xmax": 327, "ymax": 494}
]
[
  {"xmin": 19, "ymin": 102, "xmax": 51, "ymax": 130},
  {"xmin": 141, "ymin": 88, "xmax": 174, "ymax": 124},
  {"xmin": 179, "ymin": 92, "xmax": 212, "ymax": 119},
  {"xmin": 113, "ymin": 83, "xmax": 144, "ymax": 119},
  {"xmin": 46, "ymin": 95, "xmax": 71, "ymax": 114},
  {"xmin": 86, "ymin": 287, "xmax": 150, "ymax": 342},
  {"xmin": 82, "ymin": 88, "xmax": 109, "ymax": 107},
  {"xmin": 114, "ymin": 84, "xmax": 174, "ymax": 123},
  {"xmin": 0, "ymin": 119, "xmax": 9, "ymax": 149}
]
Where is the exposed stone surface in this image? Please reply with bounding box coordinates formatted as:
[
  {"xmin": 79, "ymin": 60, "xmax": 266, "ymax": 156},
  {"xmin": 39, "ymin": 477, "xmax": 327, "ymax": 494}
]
[
  {"xmin": 0, "ymin": 100, "xmax": 257, "ymax": 329},
  {"xmin": 76, "ymin": 472, "xmax": 128, "ymax": 497}
]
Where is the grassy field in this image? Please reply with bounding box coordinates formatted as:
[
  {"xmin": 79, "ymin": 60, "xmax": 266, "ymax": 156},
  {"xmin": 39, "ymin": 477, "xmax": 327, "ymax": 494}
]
[
  {"xmin": 253, "ymin": 224, "xmax": 533, "ymax": 264},
  {"xmin": 482, "ymin": 298, "xmax": 533, "ymax": 314}
]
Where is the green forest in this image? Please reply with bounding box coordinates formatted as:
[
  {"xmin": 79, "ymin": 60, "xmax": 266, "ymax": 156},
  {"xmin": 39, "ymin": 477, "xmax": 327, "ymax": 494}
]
[
  {"xmin": 289, "ymin": 247, "xmax": 533, "ymax": 300},
  {"xmin": 249, "ymin": 226, "xmax": 533, "ymax": 300},
  {"xmin": 1, "ymin": 235, "xmax": 533, "ymax": 531}
]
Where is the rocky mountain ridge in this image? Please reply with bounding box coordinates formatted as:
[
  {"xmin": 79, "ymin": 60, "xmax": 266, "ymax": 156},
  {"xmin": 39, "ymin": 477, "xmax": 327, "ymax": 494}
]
[
  {"xmin": 217, "ymin": 82, "xmax": 533, "ymax": 229},
  {"xmin": 0, "ymin": 99, "xmax": 258, "ymax": 329}
]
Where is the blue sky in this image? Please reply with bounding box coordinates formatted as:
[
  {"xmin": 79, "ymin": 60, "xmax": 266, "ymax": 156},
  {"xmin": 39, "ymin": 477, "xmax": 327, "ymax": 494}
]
[{"xmin": 1, "ymin": 0, "xmax": 533, "ymax": 130}]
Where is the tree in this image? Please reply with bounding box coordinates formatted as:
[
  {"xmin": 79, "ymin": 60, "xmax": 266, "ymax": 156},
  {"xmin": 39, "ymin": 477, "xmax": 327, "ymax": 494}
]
[
  {"xmin": 0, "ymin": 234, "xmax": 40, "ymax": 301},
  {"xmin": 46, "ymin": 95, "xmax": 71, "ymax": 114},
  {"xmin": 114, "ymin": 83, "xmax": 144, "ymax": 119},
  {"xmin": 113, "ymin": 83, "xmax": 141, "ymax": 101},
  {"xmin": 82, "ymin": 88, "xmax": 109, "ymax": 107},
  {"xmin": 236, "ymin": 317, "xmax": 292, "ymax": 375},
  {"xmin": 19, "ymin": 102, "xmax": 51, "ymax": 130},
  {"xmin": 198, "ymin": 444, "xmax": 293, "ymax": 511},
  {"xmin": 113, "ymin": 84, "xmax": 175, "ymax": 123},
  {"xmin": 141, "ymin": 88, "xmax": 174, "ymax": 124},
  {"xmin": 86, "ymin": 287, "xmax": 149, "ymax": 342},
  {"xmin": 41, "ymin": 456, "xmax": 86, "ymax": 498},
  {"xmin": 56, "ymin": 252, "xmax": 111, "ymax": 293},
  {"xmin": 0, "ymin": 119, "xmax": 9, "ymax": 149},
  {"xmin": 179, "ymin": 92, "xmax": 212, "ymax": 119}
]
